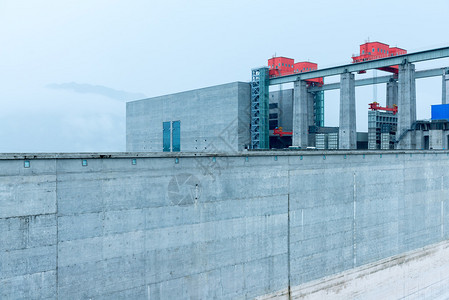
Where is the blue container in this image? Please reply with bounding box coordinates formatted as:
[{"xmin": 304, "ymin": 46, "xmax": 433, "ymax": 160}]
[{"xmin": 431, "ymin": 104, "xmax": 449, "ymax": 120}]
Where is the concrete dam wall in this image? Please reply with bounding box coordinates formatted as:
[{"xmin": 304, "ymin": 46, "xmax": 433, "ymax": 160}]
[{"xmin": 1, "ymin": 151, "xmax": 449, "ymax": 299}]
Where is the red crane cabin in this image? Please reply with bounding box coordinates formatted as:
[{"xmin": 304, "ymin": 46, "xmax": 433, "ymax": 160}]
[
  {"xmin": 355, "ymin": 42, "xmax": 390, "ymax": 61},
  {"xmin": 352, "ymin": 42, "xmax": 407, "ymax": 74},
  {"xmin": 267, "ymin": 58, "xmax": 323, "ymax": 86},
  {"xmin": 293, "ymin": 62, "xmax": 323, "ymax": 85},
  {"xmin": 268, "ymin": 57, "xmax": 295, "ymax": 77}
]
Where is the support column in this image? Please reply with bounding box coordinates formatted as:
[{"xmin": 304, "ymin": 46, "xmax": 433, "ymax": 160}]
[
  {"xmin": 386, "ymin": 79, "xmax": 398, "ymax": 108},
  {"xmin": 443, "ymin": 73, "xmax": 449, "ymax": 104},
  {"xmin": 339, "ymin": 72, "xmax": 356, "ymax": 149},
  {"xmin": 307, "ymin": 91, "xmax": 315, "ymax": 127},
  {"xmin": 396, "ymin": 63, "xmax": 416, "ymax": 149},
  {"xmin": 307, "ymin": 91, "xmax": 315, "ymax": 146},
  {"xmin": 292, "ymin": 80, "xmax": 309, "ymax": 148}
]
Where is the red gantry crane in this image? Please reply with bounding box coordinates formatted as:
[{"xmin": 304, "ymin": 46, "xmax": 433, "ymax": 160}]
[
  {"xmin": 352, "ymin": 41, "xmax": 407, "ymax": 74},
  {"xmin": 369, "ymin": 102, "xmax": 398, "ymax": 115},
  {"xmin": 272, "ymin": 127, "xmax": 292, "ymax": 137},
  {"xmin": 267, "ymin": 56, "xmax": 324, "ymax": 86}
]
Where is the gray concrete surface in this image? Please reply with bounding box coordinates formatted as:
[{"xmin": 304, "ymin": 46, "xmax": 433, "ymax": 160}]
[
  {"xmin": 430, "ymin": 129, "xmax": 445, "ymax": 149},
  {"xmin": 259, "ymin": 240, "xmax": 449, "ymax": 300},
  {"xmin": 396, "ymin": 63, "xmax": 417, "ymax": 149},
  {"xmin": 1, "ymin": 151, "xmax": 449, "ymax": 299},
  {"xmin": 126, "ymin": 82, "xmax": 251, "ymax": 153},
  {"xmin": 292, "ymin": 81, "xmax": 309, "ymax": 148},
  {"xmin": 443, "ymin": 74, "xmax": 449, "ymax": 104},
  {"xmin": 339, "ymin": 72, "xmax": 356, "ymax": 149}
]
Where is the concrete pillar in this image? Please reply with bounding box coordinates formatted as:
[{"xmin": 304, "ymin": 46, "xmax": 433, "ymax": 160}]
[
  {"xmin": 292, "ymin": 80, "xmax": 309, "ymax": 148},
  {"xmin": 338, "ymin": 72, "xmax": 356, "ymax": 149},
  {"xmin": 443, "ymin": 74, "xmax": 449, "ymax": 104},
  {"xmin": 307, "ymin": 91, "xmax": 316, "ymax": 147},
  {"xmin": 386, "ymin": 79, "xmax": 398, "ymax": 107},
  {"xmin": 307, "ymin": 91, "xmax": 315, "ymax": 127},
  {"xmin": 396, "ymin": 63, "xmax": 416, "ymax": 149}
]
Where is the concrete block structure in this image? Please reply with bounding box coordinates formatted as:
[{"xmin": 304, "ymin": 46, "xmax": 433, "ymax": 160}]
[
  {"xmin": 414, "ymin": 120, "xmax": 449, "ymax": 150},
  {"xmin": 126, "ymin": 82, "xmax": 251, "ymax": 153},
  {"xmin": 2, "ymin": 152, "xmax": 449, "ymax": 299}
]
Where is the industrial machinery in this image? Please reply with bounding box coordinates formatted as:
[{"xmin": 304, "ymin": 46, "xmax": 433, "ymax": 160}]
[
  {"xmin": 368, "ymin": 102, "xmax": 398, "ymax": 150},
  {"xmin": 272, "ymin": 127, "xmax": 292, "ymax": 137},
  {"xmin": 267, "ymin": 56, "xmax": 323, "ymax": 86},
  {"xmin": 352, "ymin": 41, "xmax": 407, "ymax": 74},
  {"xmin": 369, "ymin": 102, "xmax": 398, "ymax": 115}
]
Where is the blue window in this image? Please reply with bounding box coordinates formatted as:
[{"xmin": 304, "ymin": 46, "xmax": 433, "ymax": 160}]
[
  {"xmin": 172, "ymin": 121, "xmax": 180, "ymax": 152},
  {"xmin": 163, "ymin": 121, "xmax": 171, "ymax": 152}
]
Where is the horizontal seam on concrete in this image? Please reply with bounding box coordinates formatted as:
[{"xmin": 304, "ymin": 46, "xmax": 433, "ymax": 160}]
[{"xmin": 0, "ymin": 213, "xmax": 56, "ymax": 221}]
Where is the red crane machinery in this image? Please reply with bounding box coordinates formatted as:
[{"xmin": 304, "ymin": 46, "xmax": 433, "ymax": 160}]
[
  {"xmin": 272, "ymin": 127, "xmax": 292, "ymax": 137},
  {"xmin": 267, "ymin": 56, "xmax": 323, "ymax": 86},
  {"xmin": 369, "ymin": 102, "xmax": 398, "ymax": 115},
  {"xmin": 352, "ymin": 41, "xmax": 407, "ymax": 74}
]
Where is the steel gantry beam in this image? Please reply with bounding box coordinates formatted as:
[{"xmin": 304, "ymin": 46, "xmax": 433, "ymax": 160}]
[
  {"xmin": 307, "ymin": 67, "xmax": 449, "ymax": 92},
  {"xmin": 269, "ymin": 46, "xmax": 449, "ymax": 85}
]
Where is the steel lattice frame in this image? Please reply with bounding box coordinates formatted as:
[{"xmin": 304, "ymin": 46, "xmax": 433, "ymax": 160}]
[
  {"xmin": 313, "ymin": 91, "xmax": 324, "ymax": 127},
  {"xmin": 250, "ymin": 68, "xmax": 269, "ymax": 149}
]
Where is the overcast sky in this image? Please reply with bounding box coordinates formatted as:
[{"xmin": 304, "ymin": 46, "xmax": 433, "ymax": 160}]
[{"xmin": 1, "ymin": 0, "xmax": 448, "ymax": 152}]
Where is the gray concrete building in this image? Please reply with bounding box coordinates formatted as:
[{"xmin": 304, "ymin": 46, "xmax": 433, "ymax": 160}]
[
  {"xmin": 413, "ymin": 120, "xmax": 449, "ymax": 150},
  {"xmin": 268, "ymin": 89, "xmax": 293, "ymax": 132},
  {"xmin": 126, "ymin": 82, "xmax": 251, "ymax": 153}
]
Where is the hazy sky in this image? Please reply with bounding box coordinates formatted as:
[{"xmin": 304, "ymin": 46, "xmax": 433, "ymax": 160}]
[{"xmin": 1, "ymin": 0, "xmax": 449, "ymax": 152}]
